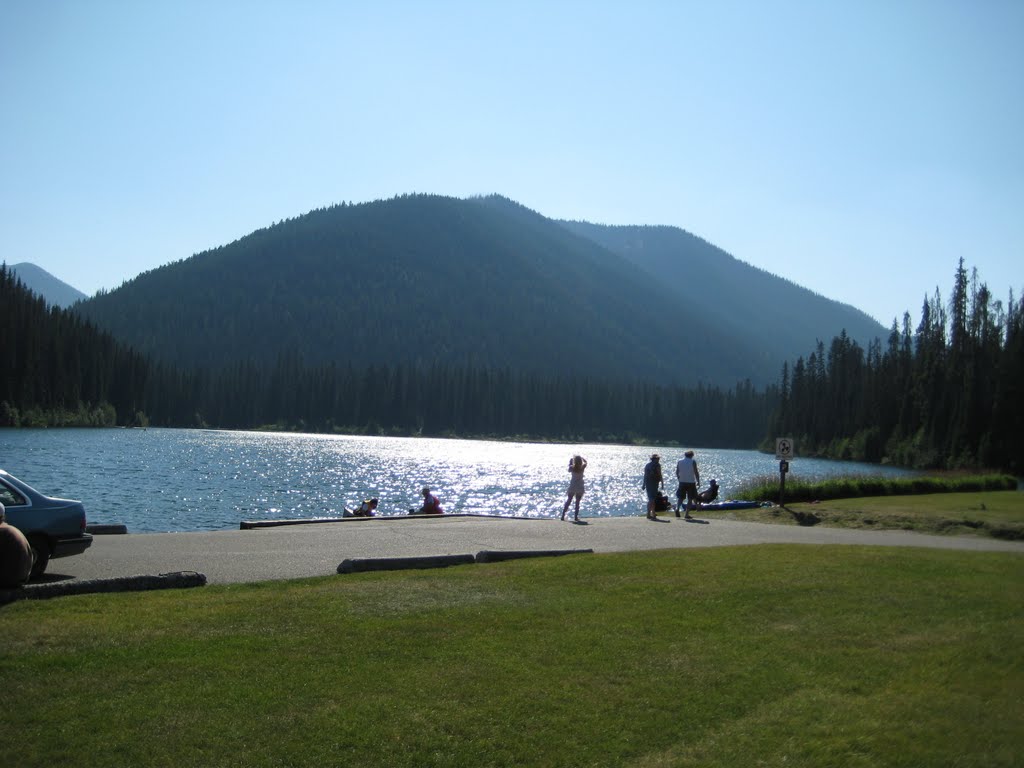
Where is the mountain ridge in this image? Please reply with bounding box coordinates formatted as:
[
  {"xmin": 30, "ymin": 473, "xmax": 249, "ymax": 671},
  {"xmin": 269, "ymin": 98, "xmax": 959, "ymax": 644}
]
[
  {"xmin": 557, "ymin": 219, "xmax": 885, "ymax": 368},
  {"xmin": 73, "ymin": 194, "xmax": 885, "ymax": 387}
]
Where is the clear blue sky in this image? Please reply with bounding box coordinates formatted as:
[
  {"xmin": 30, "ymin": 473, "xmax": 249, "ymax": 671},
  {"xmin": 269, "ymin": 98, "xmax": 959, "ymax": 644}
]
[{"xmin": 2, "ymin": 0, "xmax": 1021, "ymax": 327}]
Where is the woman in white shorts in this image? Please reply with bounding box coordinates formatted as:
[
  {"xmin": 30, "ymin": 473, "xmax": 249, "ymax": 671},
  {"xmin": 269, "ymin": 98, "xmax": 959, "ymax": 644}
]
[{"xmin": 561, "ymin": 455, "xmax": 588, "ymax": 521}]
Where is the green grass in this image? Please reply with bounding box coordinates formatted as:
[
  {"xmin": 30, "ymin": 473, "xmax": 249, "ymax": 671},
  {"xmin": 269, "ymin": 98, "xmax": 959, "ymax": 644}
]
[
  {"xmin": 734, "ymin": 472, "xmax": 1017, "ymax": 504},
  {"xmin": 711, "ymin": 490, "xmax": 1024, "ymax": 540},
  {"xmin": 2, "ymin": 545, "xmax": 1023, "ymax": 767}
]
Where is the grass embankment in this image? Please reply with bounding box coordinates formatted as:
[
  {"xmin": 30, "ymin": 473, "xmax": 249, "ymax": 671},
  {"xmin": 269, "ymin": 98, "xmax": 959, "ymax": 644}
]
[
  {"xmin": 725, "ymin": 474, "xmax": 1024, "ymax": 539},
  {"xmin": 707, "ymin": 491, "xmax": 1024, "ymax": 540},
  {"xmin": 3, "ymin": 546, "xmax": 1023, "ymax": 767},
  {"xmin": 734, "ymin": 473, "xmax": 1017, "ymax": 505}
]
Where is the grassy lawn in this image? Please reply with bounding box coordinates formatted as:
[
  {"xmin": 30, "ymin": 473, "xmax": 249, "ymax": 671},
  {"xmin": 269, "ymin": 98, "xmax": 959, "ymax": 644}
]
[
  {"xmin": 2, "ymin": 545, "xmax": 1022, "ymax": 767},
  {"xmin": 707, "ymin": 490, "xmax": 1024, "ymax": 539}
]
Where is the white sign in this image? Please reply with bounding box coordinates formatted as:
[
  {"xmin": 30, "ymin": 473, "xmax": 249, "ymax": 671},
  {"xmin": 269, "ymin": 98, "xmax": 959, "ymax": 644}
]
[{"xmin": 775, "ymin": 437, "xmax": 794, "ymax": 460}]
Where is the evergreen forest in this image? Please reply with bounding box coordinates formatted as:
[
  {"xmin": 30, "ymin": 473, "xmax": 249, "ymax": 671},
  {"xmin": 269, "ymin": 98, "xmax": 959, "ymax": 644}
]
[
  {"xmin": 769, "ymin": 260, "xmax": 1024, "ymax": 473},
  {"xmin": 3, "ymin": 258, "xmax": 1021, "ymax": 473},
  {"xmin": 0, "ymin": 264, "xmax": 773, "ymax": 447}
]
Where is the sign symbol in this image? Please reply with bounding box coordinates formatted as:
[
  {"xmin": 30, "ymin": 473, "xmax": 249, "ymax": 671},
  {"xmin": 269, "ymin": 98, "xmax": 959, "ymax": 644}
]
[{"xmin": 776, "ymin": 438, "xmax": 794, "ymax": 459}]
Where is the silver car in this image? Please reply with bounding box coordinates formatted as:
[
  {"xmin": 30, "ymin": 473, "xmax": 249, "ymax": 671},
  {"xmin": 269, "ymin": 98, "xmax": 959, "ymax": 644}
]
[{"xmin": 0, "ymin": 469, "xmax": 93, "ymax": 578}]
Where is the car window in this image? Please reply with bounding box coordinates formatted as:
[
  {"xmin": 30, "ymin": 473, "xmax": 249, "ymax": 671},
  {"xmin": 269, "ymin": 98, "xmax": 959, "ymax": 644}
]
[{"xmin": 0, "ymin": 480, "xmax": 27, "ymax": 507}]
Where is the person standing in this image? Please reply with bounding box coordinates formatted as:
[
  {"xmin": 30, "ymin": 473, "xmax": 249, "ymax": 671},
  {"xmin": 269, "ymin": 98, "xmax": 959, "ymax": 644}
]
[
  {"xmin": 675, "ymin": 450, "xmax": 701, "ymax": 519},
  {"xmin": 561, "ymin": 454, "xmax": 587, "ymax": 521},
  {"xmin": 642, "ymin": 454, "xmax": 664, "ymax": 520}
]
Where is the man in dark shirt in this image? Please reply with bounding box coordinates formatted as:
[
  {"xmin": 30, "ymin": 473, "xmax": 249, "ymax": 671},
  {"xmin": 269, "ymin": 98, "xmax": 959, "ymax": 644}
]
[{"xmin": 642, "ymin": 454, "xmax": 664, "ymax": 520}]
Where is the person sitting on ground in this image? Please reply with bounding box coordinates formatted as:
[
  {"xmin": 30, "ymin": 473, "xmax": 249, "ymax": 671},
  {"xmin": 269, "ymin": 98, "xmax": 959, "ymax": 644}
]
[
  {"xmin": 352, "ymin": 498, "xmax": 378, "ymax": 517},
  {"xmin": 0, "ymin": 501, "xmax": 35, "ymax": 588},
  {"xmin": 416, "ymin": 487, "xmax": 443, "ymax": 515},
  {"xmin": 697, "ymin": 479, "xmax": 720, "ymax": 505}
]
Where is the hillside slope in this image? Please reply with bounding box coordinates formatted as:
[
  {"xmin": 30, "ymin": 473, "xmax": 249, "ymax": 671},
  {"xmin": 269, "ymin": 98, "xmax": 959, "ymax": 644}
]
[
  {"xmin": 75, "ymin": 195, "xmax": 764, "ymax": 386},
  {"xmin": 75, "ymin": 194, "xmax": 884, "ymax": 387},
  {"xmin": 559, "ymin": 221, "xmax": 886, "ymax": 367}
]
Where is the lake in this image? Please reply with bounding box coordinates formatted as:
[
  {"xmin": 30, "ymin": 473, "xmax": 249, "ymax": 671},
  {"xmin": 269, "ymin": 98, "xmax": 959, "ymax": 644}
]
[{"xmin": 0, "ymin": 428, "xmax": 915, "ymax": 533}]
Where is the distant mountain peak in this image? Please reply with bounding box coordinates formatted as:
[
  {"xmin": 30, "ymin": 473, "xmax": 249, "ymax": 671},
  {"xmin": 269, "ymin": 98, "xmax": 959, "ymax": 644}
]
[{"xmin": 7, "ymin": 262, "xmax": 88, "ymax": 308}]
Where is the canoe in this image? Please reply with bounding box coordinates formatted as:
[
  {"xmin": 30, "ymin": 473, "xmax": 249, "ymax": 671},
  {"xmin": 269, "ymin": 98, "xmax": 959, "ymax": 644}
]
[{"xmin": 696, "ymin": 500, "xmax": 765, "ymax": 511}]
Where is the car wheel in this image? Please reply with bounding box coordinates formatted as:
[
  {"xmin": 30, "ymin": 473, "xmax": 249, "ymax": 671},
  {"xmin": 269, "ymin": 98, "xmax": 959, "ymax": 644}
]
[{"xmin": 28, "ymin": 535, "xmax": 50, "ymax": 579}]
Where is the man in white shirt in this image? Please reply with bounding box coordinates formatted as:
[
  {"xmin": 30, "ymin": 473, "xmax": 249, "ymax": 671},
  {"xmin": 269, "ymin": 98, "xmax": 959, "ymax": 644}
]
[{"xmin": 675, "ymin": 450, "xmax": 700, "ymax": 519}]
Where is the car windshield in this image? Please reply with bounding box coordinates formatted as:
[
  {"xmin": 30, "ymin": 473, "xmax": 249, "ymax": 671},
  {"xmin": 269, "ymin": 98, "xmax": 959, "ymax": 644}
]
[{"xmin": 0, "ymin": 480, "xmax": 28, "ymax": 507}]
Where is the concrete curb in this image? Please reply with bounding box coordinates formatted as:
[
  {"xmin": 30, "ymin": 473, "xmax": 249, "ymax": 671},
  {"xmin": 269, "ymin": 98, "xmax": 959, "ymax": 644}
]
[
  {"xmin": 0, "ymin": 571, "xmax": 207, "ymax": 605},
  {"xmin": 337, "ymin": 554, "xmax": 476, "ymax": 574},
  {"xmin": 475, "ymin": 548, "xmax": 594, "ymax": 563},
  {"xmin": 337, "ymin": 548, "xmax": 595, "ymax": 575},
  {"xmin": 242, "ymin": 513, "xmax": 531, "ymax": 529},
  {"xmin": 241, "ymin": 517, "xmax": 350, "ymax": 529},
  {"xmin": 86, "ymin": 524, "xmax": 129, "ymax": 535}
]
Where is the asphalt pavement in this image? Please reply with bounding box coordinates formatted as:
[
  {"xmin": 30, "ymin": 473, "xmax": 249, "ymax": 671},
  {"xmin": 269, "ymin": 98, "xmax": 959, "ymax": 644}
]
[{"xmin": 39, "ymin": 513, "xmax": 1024, "ymax": 586}]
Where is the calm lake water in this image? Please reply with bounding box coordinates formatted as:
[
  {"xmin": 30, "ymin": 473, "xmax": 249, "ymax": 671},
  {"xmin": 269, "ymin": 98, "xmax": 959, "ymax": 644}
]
[{"xmin": 0, "ymin": 428, "xmax": 916, "ymax": 533}]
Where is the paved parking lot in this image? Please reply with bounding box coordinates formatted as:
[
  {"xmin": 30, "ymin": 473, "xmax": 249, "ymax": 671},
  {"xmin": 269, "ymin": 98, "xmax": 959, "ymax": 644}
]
[{"xmin": 40, "ymin": 514, "xmax": 1024, "ymax": 586}]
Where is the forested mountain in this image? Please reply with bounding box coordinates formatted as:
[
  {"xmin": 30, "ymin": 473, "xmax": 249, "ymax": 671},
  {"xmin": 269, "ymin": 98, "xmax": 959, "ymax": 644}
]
[
  {"xmin": 74, "ymin": 194, "xmax": 881, "ymax": 388},
  {"xmin": 560, "ymin": 220, "xmax": 886, "ymax": 368},
  {"xmin": 6, "ymin": 244, "xmax": 1020, "ymax": 471},
  {"xmin": 0, "ymin": 264, "xmax": 775, "ymax": 446},
  {"xmin": 9, "ymin": 262, "xmax": 87, "ymax": 308}
]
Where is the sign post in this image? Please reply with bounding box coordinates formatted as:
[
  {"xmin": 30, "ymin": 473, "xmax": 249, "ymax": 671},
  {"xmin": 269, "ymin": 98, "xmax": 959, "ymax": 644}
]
[{"xmin": 775, "ymin": 438, "xmax": 794, "ymax": 507}]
